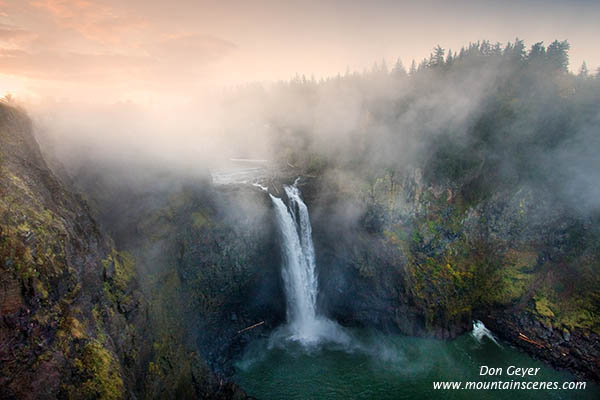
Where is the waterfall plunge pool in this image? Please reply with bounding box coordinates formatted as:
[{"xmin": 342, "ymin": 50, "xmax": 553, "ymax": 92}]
[{"xmin": 234, "ymin": 326, "xmax": 599, "ymax": 400}]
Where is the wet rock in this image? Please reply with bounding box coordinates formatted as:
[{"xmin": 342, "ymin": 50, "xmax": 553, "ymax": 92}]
[{"xmin": 477, "ymin": 308, "xmax": 600, "ymax": 383}]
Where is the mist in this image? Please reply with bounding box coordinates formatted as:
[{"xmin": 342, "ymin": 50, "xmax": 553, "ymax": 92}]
[{"xmin": 14, "ymin": 37, "xmax": 595, "ymax": 224}]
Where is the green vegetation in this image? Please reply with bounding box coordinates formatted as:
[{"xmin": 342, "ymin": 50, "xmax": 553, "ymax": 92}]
[
  {"xmin": 102, "ymin": 250, "xmax": 136, "ymax": 307},
  {"xmin": 67, "ymin": 341, "xmax": 124, "ymax": 400},
  {"xmin": 534, "ymin": 295, "xmax": 555, "ymax": 318},
  {"xmin": 491, "ymin": 249, "xmax": 536, "ymax": 304}
]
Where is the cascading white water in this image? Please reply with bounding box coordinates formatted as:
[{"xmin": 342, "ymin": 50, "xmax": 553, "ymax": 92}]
[
  {"xmin": 471, "ymin": 320, "xmax": 500, "ymax": 346},
  {"xmin": 269, "ymin": 181, "xmax": 348, "ymax": 345}
]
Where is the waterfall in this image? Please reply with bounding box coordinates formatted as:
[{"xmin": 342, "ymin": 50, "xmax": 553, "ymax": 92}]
[{"xmin": 269, "ymin": 180, "xmax": 347, "ymax": 345}]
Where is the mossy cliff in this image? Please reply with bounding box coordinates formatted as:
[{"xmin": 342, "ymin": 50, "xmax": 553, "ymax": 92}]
[
  {"xmin": 0, "ymin": 103, "xmax": 257, "ymax": 399},
  {"xmin": 107, "ymin": 179, "xmax": 285, "ymax": 380},
  {"xmin": 301, "ymin": 167, "xmax": 599, "ymax": 381},
  {"xmin": 0, "ymin": 102, "xmax": 141, "ymax": 398},
  {"xmin": 67, "ymin": 156, "xmax": 285, "ymax": 388}
]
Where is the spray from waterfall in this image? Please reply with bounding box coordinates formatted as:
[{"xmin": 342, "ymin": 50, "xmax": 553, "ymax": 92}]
[{"xmin": 269, "ymin": 179, "xmax": 348, "ymax": 345}]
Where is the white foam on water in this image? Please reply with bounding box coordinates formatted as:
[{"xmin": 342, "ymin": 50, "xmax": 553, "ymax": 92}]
[{"xmin": 472, "ymin": 320, "xmax": 500, "ymax": 346}]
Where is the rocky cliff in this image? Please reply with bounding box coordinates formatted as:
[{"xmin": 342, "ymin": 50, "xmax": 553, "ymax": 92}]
[
  {"xmin": 300, "ymin": 167, "xmax": 599, "ymax": 382},
  {"xmin": 0, "ymin": 102, "xmax": 259, "ymax": 399},
  {"xmin": 0, "ymin": 102, "xmax": 146, "ymax": 398}
]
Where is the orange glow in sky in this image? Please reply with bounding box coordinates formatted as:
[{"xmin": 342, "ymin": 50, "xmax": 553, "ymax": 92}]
[{"xmin": 1, "ymin": 0, "xmax": 598, "ymax": 103}]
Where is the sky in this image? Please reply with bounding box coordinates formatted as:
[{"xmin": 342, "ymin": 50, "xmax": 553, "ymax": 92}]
[{"xmin": 0, "ymin": 0, "xmax": 598, "ymax": 103}]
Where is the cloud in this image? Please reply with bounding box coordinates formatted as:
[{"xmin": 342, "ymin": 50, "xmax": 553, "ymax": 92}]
[
  {"xmin": 151, "ymin": 33, "xmax": 236, "ymax": 62},
  {"xmin": 0, "ymin": 1, "xmax": 237, "ymax": 90},
  {"xmin": 0, "ymin": 48, "xmax": 144, "ymax": 80},
  {"xmin": 0, "ymin": 33, "xmax": 236, "ymax": 87},
  {"xmin": 29, "ymin": 0, "xmax": 147, "ymax": 44},
  {"xmin": 0, "ymin": 23, "xmax": 36, "ymax": 45}
]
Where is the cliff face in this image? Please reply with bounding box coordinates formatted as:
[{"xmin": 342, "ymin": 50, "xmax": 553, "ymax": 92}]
[
  {"xmin": 302, "ymin": 167, "xmax": 599, "ymax": 381},
  {"xmin": 66, "ymin": 159, "xmax": 286, "ymax": 382},
  {"xmin": 0, "ymin": 102, "xmax": 145, "ymax": 398},
  {"xmin": 0, "ymin": 103, "xmax": 259, "ymax": 399}
]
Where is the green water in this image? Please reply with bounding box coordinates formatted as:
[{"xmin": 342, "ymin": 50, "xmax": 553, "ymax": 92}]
[{"xmin": 234, "ymin": 327, "xmax": 599, "ymax": 400}]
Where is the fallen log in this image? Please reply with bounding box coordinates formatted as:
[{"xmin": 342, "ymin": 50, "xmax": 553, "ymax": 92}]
[
  {"xmin": 518, "ymin": 332, "xmax": 545, "ymax": 348},
  {"xmin": 237, "ymin": 320, "xmax": 265, "ymax": 334}
]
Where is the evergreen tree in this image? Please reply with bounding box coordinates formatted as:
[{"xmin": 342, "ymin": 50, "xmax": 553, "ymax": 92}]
[
  {"xmin": 392, "ymin": 58, "xmax": 407, "ymax": 78},
  {"xmin": 505, "ymin": 38, "xmax": 526, "ymax": 63},
  {"xmin": 513, "ymin": 38, "xmax": 526, "ymax": 60},
  {"xmin": 579, "ymin": 61, "xmax": 589, "ymax": 78},
  {"xmin": 409, "ymin": 59, "xmax": 417, "ymax": 75},
  {"xmin": 547, "ymin": 40, "xmax": 570, "ymax": 72},
  {"xmin": 491, "ymin": 42, "xmax": 502, "ymax": 57},
  {"xmin": 380, "ymin": 58, "xmax": 389, "ymax": 75},
  {"xmin": 528, "ymin": 41, "xmax": 546, "ymax": 61},
  {"xmin": 429, "ymin": 45, "xmax": 445, "ymax": 67},
  {"xmin": 480, "ymin": 40, "xmax": 491, "ymax": 56},
  {"xmin": 445, "ymin": 50, "xmax": 454, "ymax": 65}
]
